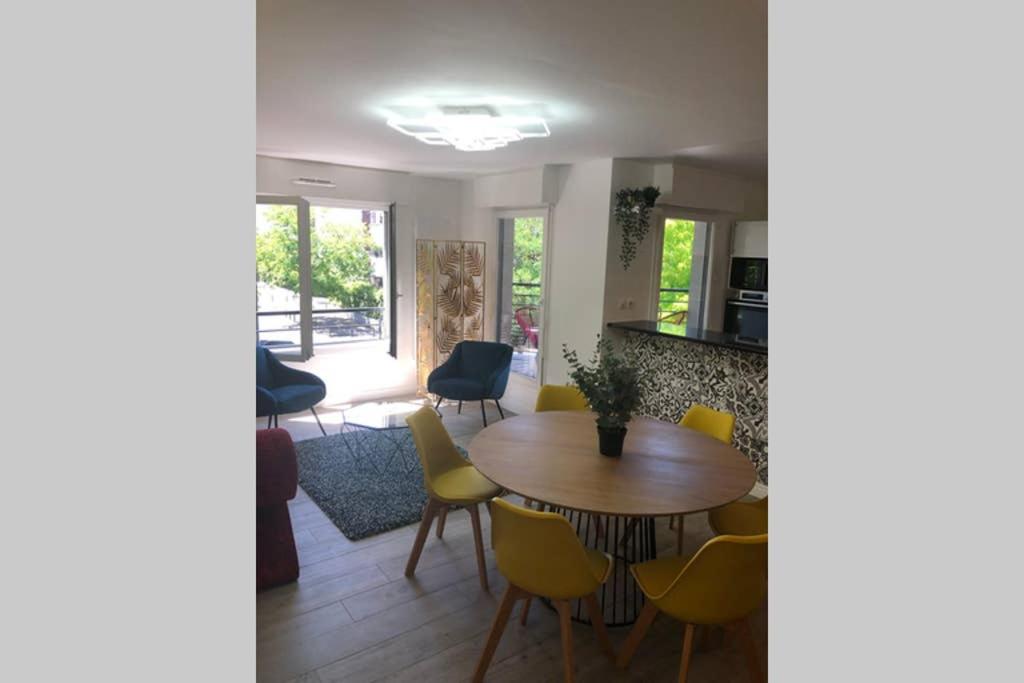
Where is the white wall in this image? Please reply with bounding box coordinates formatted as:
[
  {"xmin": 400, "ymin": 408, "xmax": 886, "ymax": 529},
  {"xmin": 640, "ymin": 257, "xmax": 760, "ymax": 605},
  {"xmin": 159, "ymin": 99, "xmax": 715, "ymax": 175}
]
[
  {"xmin": 256, "ymin": 155, "xmax": 463, "ymax": 403},
  {"xmin": 544, "ymin": 159, "xmax": 614, "ymax": 384}
]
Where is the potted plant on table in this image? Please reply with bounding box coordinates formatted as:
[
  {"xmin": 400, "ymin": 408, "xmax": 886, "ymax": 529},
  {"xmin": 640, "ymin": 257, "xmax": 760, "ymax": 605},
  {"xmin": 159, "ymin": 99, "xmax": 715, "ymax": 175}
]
[{"xmin": 561, "ymin": 335, "xmax": 641, "ymax": 457}]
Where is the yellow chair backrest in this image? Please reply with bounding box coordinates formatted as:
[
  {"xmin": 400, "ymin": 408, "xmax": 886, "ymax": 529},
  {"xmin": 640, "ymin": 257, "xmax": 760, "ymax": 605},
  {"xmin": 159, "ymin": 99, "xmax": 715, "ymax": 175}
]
[
  {"xmin": 652, "ymin": 534, "xmax": 767, "ymax": 624},
  {"xmin": 535, "ymin": 384, "xmax": 589, "ymax": 412},
  {"xmin": 406, "ymin": 406, "xmax": 471, "ymax": 499},
  {"xmin": 679, "ymin": 404, "xmax": 735, "ymax": 444},
  {"xmin": 490, "ymin": 497, "xmax": 609, "ymax": 600}
]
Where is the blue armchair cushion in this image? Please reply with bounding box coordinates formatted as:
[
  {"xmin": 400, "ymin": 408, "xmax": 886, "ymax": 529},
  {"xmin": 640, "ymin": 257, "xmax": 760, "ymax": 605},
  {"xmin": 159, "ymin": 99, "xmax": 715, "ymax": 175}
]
[
  {"xmin": 427, "ymin": 341, "xmax": 513, "ymax": 401},
  {"xmin": 268, "ymin": 384, "xmax": 327, "ymax": 414},
  {"xmin": 429, "ymin": 378, "xmax": 487, "ymax": 401},
  {"xmin": 257, "ymin": 345, "xmax": 327, "ymax": 417}
]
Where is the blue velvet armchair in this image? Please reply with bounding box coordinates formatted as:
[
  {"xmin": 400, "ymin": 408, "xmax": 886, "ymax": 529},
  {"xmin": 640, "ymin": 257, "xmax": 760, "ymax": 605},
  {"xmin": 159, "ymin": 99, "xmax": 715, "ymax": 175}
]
[
  {"xmin": 257, "ymin": 345, "xmax": 328, "ymax": 435},
  {"xmin": 427, "ymin": 341, "xmax": 513, "ymax": 426}
]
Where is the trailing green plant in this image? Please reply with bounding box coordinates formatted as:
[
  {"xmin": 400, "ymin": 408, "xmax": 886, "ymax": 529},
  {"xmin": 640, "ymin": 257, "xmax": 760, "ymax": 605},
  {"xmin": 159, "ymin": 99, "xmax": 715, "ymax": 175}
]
[
  {"xmin": 610, "ymin": 187, "xmax": 659, "ymax": 272},
  {"xmin": 614, "ymin": 185, "xmax": 661, "ymax": 269},
  {"xmin": 562, "ymin": 335, "xmax": 641, "ymax": 431}
]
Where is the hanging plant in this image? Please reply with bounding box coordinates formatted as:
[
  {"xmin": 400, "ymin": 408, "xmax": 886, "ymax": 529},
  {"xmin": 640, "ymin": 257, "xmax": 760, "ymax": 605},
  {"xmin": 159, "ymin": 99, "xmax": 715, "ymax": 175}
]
[{"xmin": 614, "ymin": 186, "xmax": 661, "ymax": 269}]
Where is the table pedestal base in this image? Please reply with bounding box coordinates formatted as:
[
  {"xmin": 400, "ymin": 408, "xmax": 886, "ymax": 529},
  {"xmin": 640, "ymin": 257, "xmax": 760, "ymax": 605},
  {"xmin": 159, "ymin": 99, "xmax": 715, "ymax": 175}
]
[{"xmin": 539, "ymin": 508, "xmax": 658, "ymax": 627}]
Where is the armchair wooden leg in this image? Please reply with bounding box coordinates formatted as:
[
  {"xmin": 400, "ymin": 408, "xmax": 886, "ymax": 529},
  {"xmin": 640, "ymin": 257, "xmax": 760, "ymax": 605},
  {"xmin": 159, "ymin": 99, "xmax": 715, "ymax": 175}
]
[
  {"xmin": 617, "ymin": 600, "xmax": 660, "ymax": 669},
  {"xmin": 405, "ymin": 498, "xmax": 441, "ymax": 577},
  {"xmin": 736, "ymin": 617, "xmax": 765, "ymax": 683},
  {"xmin": 472, "ymin": 585, "xmax": 520, "ymax": 683},
  {"xmin": 310, "ymin": 406, "xmax": 326, "ymax": 436},
  {"xmin": 273, "ymin": 414, "xmax": 279, "ymax": 428},
  {"xmin": 457, "ymin": 400, "xmax": 463, "ymax": 414},
  {"xmin": 494, "ymin": 399, "xmax": 505, "ymax": 419},
  {"xmin": 480, "ymin": 400, "xmax": 488, "ymax": 427},
  {"xmin": 266, "ymin": 415, "xmax": 272, "ymax": 429},
  {"xmin": 468, "ymin": 503, "xmax": 489, "ymax": 591},
  {"xmin": 434, "ymin": 395, "xmax": 443, "ymax": 413},
  {"xmin": 435, "ymin": 505, "xmax": 448, "ymax": 539},
  {"xmin": 555, "ymin": 600, "xmax": 576, "ymax": 683},
  {"xmin": 584, "ymin": 593, "xmax": 614, "ymax": 662},
  {"xmin": 678, "ymin": 623, "xmax": 696, "ymax": 683}
]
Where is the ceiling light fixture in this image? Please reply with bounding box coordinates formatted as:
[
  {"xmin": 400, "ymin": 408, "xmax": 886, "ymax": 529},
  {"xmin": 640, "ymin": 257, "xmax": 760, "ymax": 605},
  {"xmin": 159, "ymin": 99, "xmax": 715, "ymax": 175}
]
[{"xmin": 386, "ymin": 105, "xmax": 550, "ymax": 152}]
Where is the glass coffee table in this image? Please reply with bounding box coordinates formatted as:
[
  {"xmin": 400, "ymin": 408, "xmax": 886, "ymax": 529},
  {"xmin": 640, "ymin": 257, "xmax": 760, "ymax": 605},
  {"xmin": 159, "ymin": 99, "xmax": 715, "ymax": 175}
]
[{"xmin": 340, "ymin": 401, "xmax": 427, "ymax": 475}]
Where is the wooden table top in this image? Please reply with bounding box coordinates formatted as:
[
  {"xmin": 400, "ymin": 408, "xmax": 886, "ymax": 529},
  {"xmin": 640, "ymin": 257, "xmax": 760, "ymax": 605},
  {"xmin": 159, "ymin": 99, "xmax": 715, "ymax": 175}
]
[{"xmin": 468, "ymin": 411, "xmax": 757, "ymax": 517}]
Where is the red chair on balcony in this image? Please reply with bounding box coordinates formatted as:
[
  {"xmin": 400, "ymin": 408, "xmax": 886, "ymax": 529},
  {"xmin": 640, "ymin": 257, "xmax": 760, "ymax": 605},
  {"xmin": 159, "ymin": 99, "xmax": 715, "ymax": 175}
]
[{"xmin": 514, "ymin": 306, "xmax": 539, "ymax": 348}]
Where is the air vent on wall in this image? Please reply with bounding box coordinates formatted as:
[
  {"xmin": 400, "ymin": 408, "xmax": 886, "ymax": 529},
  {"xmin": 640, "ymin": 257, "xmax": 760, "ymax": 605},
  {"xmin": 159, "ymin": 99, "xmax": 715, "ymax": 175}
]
[{"xmin": 291, "ymin": 177, "xmax": 336, "ymax": 188}]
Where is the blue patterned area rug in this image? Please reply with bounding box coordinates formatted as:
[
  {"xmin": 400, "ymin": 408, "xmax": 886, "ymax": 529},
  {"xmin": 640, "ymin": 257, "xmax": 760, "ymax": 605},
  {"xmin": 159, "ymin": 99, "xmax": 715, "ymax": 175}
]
[{"xmin": 294, "ymin": 428, "xmax": 466, "ymax": 541}]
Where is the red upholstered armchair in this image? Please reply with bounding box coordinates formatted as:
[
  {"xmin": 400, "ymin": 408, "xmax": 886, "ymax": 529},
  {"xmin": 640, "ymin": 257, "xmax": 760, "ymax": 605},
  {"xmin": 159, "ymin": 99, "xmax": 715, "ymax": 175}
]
[{"xmin": 257, "ymin": 428, "xmax": 300, "ymax": 591}]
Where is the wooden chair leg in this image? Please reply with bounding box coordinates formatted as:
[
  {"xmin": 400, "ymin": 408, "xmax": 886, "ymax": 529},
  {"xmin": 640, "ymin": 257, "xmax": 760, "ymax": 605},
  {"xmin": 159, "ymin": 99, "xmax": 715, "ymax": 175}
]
[
  {"xmin": 468, "ymin": 503, "xmax": 489, "ymax": 591},
  {"xmin": 736, "ymin": 617, "xmax": 765, "ymax": 683},
  {"xmin": 435, "ymin": 505, "xmax": 448, "ymax": 539},
  {"xmin": 405, "ymin": 498, "xmax": 440, "ymax": 577},
  {"xmin": 617, "ymin": 600, "xmax": 660, "ymax": 669},
  {"xmin": 555, "ymin": 600, "xmax": 576, "ymax": 683},
  {"xmin": 523, "ymin": 497, "xmax": 534, "ymax": 508},
  {"xmin": 471, "ymin": 584, "xmax": 520, "ymax": 683},
  {"xmin": 457, "ymin": 400, "xmax": 463, "ymax": 414},
  {"xmin": 519, "ymin": 597, "xmax": 532, "ymax": 626},
  {"xmin": 480, "ymin": 400, "xmax": 488, "ymax": 427},
  {"xmin": 676, "ymin": 514, "xmax": 685, "ymax": 556},
  {"xmin": 678, "ymin": 623, "xmax": 695, "ymax": 683},
  {"xmin": 583, "ymin": 593, "xmax": 614, "ymax": 662}
]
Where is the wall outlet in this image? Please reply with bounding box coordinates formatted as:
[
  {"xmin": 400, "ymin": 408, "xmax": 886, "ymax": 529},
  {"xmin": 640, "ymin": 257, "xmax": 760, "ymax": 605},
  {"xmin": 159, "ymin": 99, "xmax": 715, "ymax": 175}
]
[{"xmin": 626, "ymin": 298, "xmax": 634, "ymax": 309}]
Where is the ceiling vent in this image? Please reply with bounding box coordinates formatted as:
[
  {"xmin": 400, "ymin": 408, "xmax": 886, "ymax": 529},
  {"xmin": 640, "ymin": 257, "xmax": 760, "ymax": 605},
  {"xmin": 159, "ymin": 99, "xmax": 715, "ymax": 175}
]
[{"xmin": 291, "ymin": 177, "xmax": 336, "ymax": 188}]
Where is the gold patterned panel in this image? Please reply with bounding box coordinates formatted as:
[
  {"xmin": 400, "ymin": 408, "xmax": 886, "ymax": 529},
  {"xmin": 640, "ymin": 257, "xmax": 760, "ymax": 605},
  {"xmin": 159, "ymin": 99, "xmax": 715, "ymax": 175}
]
[{"xmin": 415, "ymin": 239, "xmax": 486, "ymax": 395}]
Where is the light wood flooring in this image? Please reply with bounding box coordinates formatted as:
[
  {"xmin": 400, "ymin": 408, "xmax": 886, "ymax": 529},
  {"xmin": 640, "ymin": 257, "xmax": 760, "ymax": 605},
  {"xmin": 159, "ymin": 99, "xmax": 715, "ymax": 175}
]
[{"xmin": 257, "ymin": 402, "xmax": 767, "ymax": 683}]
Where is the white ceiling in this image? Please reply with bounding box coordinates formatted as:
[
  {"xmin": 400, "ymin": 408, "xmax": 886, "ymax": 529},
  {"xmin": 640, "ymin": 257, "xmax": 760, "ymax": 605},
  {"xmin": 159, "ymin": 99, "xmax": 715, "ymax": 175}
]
[{"xmin": 257, "ymin": 0, "xmax": 767, "ymax": 180}]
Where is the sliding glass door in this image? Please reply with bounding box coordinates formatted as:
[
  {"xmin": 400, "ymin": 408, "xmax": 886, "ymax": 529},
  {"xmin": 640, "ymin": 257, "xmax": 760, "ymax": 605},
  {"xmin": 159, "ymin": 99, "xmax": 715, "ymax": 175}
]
[
  {"xmin": 496, "ymin": 214, "xmax": 546, "ymax": 381},
  {"xmin": 256, "ymin": 195, "xmax": 393, "ymax": 360}
]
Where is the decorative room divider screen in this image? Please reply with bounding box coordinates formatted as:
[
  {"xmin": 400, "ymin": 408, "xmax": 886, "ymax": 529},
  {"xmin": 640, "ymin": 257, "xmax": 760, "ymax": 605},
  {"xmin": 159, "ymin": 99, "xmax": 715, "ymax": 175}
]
[{"xmin": 415, "ymin": 240, "xmax": 486, "ymax": 394}]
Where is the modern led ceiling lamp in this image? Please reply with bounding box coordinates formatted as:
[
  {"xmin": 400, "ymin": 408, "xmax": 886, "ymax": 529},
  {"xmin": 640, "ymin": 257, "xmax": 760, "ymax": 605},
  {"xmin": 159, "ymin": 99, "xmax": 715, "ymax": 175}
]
[{"xmin": 386, "ymin": 105, "xmax": 550, "ymax": 151}]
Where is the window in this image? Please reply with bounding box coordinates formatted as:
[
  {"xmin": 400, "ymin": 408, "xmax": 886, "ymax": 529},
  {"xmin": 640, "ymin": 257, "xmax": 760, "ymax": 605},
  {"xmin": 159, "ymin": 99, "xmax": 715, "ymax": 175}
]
[
  {"xmin": 256, "ymin": 196, "xmax": 393, "ymax": 358},
  {"xmin": 654, "ymin": 216, "xmax": 710, "ymax": 331}
]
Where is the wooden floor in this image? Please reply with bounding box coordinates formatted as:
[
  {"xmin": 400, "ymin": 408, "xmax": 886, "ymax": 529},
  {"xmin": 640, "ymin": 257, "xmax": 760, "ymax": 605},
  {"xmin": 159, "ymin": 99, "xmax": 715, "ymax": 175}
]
[{"xmin": 257, "ymin": 402, "xmax": 767, "ymax": 683}]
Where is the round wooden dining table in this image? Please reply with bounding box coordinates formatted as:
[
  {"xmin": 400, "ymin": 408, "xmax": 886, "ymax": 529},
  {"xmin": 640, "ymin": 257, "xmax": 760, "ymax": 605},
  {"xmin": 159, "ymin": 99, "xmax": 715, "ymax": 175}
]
[{"xmin": 469, "ymin": 410, "xmax": 757, "ymax": 626}]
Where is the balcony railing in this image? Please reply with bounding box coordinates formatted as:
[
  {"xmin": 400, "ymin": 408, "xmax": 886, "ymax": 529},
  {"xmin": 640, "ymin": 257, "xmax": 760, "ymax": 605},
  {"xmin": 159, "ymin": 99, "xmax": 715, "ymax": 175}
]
[
  {"xmin": 257, "ymin": 307, "xmax": 386, "ymax": 349},
  {"xmin": 657, "ymin": 287, "xmax": 690, "ymax": 324},
  {"xmin": 510, "ymin": 282, "xmax": 541, "ymax": 348}
]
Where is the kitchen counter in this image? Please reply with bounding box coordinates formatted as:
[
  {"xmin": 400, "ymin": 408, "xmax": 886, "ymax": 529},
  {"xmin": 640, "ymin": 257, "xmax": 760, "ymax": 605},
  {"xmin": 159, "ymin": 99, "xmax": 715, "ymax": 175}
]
[
  {"xmin": 606, "ymin": 319, "xmax": 767, "ymax": 355},
  {"xmin": 607, "ymin": 319, "xmax": 769, "ymax": 483}
]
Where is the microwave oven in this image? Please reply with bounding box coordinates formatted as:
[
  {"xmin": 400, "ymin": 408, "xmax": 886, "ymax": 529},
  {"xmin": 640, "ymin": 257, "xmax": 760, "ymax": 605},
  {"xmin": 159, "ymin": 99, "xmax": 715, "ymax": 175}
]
[{"xmin": 729, "ymin": 257, "xmax": 768, "ymax": 292}]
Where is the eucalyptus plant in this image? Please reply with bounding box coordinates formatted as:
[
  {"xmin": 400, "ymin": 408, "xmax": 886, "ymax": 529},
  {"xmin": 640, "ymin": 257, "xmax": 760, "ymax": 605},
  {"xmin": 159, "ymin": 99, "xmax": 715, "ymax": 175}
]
[
  {"xmin": 562, "ymin": 335, "xmax": 641, "ymax": 431},
  {"xmin": 614, "ymin": 185, "xmax": 661, "ymax": 269}
]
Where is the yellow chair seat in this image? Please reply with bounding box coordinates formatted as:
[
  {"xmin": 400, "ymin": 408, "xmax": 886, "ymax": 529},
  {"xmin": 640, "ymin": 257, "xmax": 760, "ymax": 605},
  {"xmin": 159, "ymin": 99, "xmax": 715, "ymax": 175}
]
[
  {"xmin": 430, "ymin": 465, "xmax": 502, "ymax": 504},
  {"xmin": 631, "ymin": 554, "xmax": 691, "ymax": 602},
  {"xmin": 708, "ymin": 498, "xmax": 767, "ymax": 536},
  {"xmin": 584, "ymin": 547, "xmax": 613, "ymax": 585}
]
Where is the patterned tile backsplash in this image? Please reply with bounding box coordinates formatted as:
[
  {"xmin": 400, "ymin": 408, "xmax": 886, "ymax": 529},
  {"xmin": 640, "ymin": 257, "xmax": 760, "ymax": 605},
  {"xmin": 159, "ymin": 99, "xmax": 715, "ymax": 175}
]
[{"xmin": 623, "ymin": 331, "xmax": 768, "ymax": 483}]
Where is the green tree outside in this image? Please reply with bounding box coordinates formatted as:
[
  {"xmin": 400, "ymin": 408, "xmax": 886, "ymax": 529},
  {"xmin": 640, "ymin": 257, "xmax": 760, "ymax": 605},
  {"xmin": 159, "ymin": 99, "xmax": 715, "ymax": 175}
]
[{"xmin": 256, "ymin": 205, "xmax": 382, "ymax": 309}]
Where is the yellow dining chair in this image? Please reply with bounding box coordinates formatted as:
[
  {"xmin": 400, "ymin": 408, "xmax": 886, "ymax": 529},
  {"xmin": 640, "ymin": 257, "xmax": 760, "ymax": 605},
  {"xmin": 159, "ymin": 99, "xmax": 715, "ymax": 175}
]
[
  {"xmin": 524, "ymin": 384, "xmax": 589, "ymax": 511},
  {"xmin": 709, "ymin": 495, "xmax": 767, "ymax": 536},
  {"xmin": 535, "ymin": 384, "xmax": 589, "ymax": 412},
  {"xmin": 404, "ymin": 406, "xmax": 502, "ymax": 591},
  {"xmin": 617, "ymin": 533, "xmax": 768, "ymax": 683},
  {"xmin": 671, "ymin": 404, "xmax": 737, "ymax": 554},
  {"xmin": 473, "ymin": 498, "xmax": 614, "ymax": 683}
]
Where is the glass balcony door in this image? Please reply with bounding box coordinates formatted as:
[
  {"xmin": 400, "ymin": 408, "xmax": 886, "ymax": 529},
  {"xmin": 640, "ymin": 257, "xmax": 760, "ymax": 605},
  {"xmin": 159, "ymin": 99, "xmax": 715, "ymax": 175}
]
[{"xmin": 496, "ymin": 214, "xmax": 546, "ymax": 381}]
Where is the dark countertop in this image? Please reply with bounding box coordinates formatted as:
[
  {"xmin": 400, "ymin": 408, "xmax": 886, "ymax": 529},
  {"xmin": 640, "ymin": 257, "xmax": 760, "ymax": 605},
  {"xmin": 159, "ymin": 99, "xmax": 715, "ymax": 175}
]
[{"xmin": 607, "ymin": 320, "xmax": 768, "ymax": 354}]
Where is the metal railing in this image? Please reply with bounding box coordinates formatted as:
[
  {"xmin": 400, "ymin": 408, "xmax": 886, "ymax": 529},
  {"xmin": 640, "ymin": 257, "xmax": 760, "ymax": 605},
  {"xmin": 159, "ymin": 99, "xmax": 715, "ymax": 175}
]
[
  {"xmin": 657, "ymin": 287, "xmax": 690, "ymax": 324},
  {"xmin": 257, "ymin": 306, "xmax": 386, "ymax": 348},
  {"xmin": 510, "ymin": 282, "xmax": 541, "ymax": 348}
]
